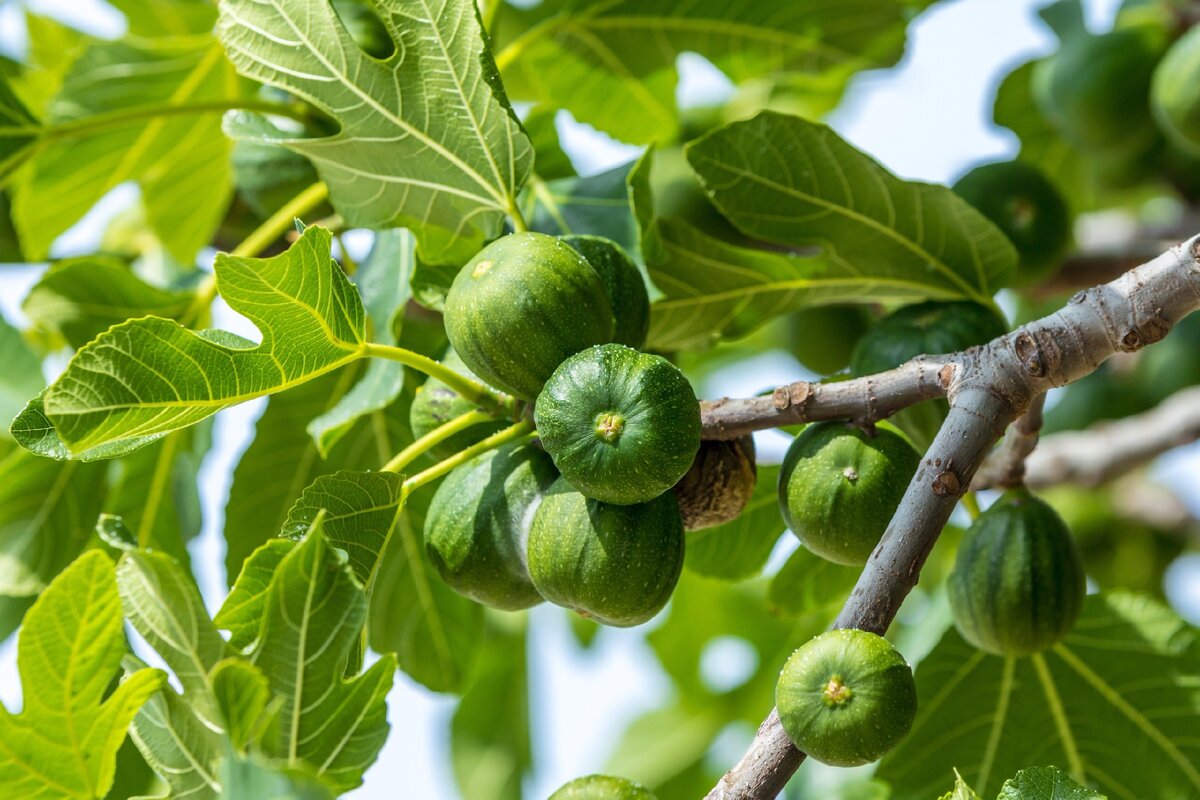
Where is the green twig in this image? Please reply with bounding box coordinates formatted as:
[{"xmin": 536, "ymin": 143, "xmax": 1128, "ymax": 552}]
[
  {"xmin": 402, "ymin": 420, "xmax": 535, "ymax": 494},
  {"xmin": 962, "ymin": 491, "xmax": 983, "ymax": 521},
  {"xmin": 382, "ymin": 410, "xmax": 494, "ymax": 474},
  {"xmin": 363, "ymin": 342, "xmax": 509, "ymax": 413}
]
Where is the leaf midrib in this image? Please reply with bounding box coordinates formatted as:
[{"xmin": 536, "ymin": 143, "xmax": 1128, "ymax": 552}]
[{"xmin": 689, "ymin": 156, "xmax": 989, "ymax": 304}]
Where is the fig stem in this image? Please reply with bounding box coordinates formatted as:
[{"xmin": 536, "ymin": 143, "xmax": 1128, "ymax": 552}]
[
  {"xmin": 364, "ymin": 342, "xmax": 511, "ymax": 414},
  {"xmin": 382, "ymin": 409, "xmax": 495, "ymax": 474},
  {"xmin": 962, "ymin": 492, "xmax": 983, "ymax": 521},
  {"xmin": 402, "ymin": 419, "xmax": 536, "ymax": 494}
]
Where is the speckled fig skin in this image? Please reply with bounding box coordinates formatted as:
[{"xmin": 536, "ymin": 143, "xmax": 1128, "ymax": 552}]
[
  {"xmin": 425, "ymin": 444, "xmax": 559, "ymax": 610},
  {"xmin": 561, "ymin": 235, "xmax": 651, "ymax": 349},
  {"xmin": 409, "ymin": 348, "xmax": 507, "ymax": 460},
  {"xmin": 527, "ymin": 478, "xmax": 684, "ymax": 627},
  {"xmin": 778, "ymin": 421, "xmax": 920, "ymax": 565},
  {"xmin": 776, "ymin": 629, "xmax": 917, "ymax": 767},
  {"xmin": 548, "ymin": 774, "xmax": 658, "ymax": 799},
  {"xmin": 672, "ymin": 435, "xmax": 757, "ymax": 531},
  {"xmin": 445, "ymin": 231, "xmax": 613, "ymax": 400},
  {"xmin": 535, "ymin": 343, "xmax": 701, "ymax": 506},
  {"xmin": 948, "ymin": 488, "xmax": 1086, "ymax": 656}
]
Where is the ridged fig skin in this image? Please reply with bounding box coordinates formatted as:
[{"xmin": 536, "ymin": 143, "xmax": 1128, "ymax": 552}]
[
  {"xmin": 776, "ymin": 629, "xmax": 917, "ymax": 768},
  {"xmin": 445, "ymin": 232, "xmax": 613, "ymax": 400},
  {"xmin": 425, "ymin": 444, "xmax": 559, "ymax": 611},
  {"xmin": 672, "ymin": 435, "xmax": 757, "ymax": 531},
  {"xmin": 561, "ymin": 235, "xmax": 651, "ymax": 349},
  {"xmin": 548, "ymin": 774, "xmax": 657, "ymax": 800},
  {"xmin": 409, "ymin": 348, "xmax": 507, "ymax": 460},
  {"xmin": 948, "ymin": 489, "xmax": 1086, "ymax": 656},
  {"xmin": 778, "ymin": 422, "xmax": 920, "ymax": 565},
  {"xmin": 527, "ymin": 478, "xmax": 685, "ymax": 628},
  {"xmin": 535, "ymin": 343, "xmax": 701, "ymax": 506}
]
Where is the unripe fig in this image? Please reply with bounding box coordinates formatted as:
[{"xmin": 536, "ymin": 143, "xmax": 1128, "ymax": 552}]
[
  {"xmin": 560, "ymin": 235, "xmax": 650, "ymax": 349},
  {"xmin": 549, "ymin": 774, "xmax": 657, "ymax": 800},
  {"xmin": 445, "ymin": 232, "xmax": 613, "ymax": 400},
  {"xmin": 778, "ymin": 422, "xmax": 920, "ymax": 566},
  {"xmin": 953, "ymin": 161, "xmax": 1071, "ymax": 284},
  {"xmin": 1151, "ymin": 25, "xmax": 1200, "ymax": 153},
  {"xmin": 425, "ymin": 444, "xmax": 558, "ymax": 610},
  {"xmin": 535, "ymin": 343, "xmax": 701, "ymax": 506},
  {"xmin": 672, "ymin": 435, "xmax": 756, "ymax": 531},
  {"xmin": 948, "ymin": 488, "xmax": 1086, "ymax": 656},
  {"xmin": 776, "ymin": 629, "xmax": 918, "ymax": 767},
  {"xmin": 527, "ymin": 479, "xmax": 685, "ymax": 627}
]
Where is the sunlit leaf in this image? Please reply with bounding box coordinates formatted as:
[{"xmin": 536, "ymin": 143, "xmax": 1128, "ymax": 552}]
[
  {"xmin": 938, "ymin": 769, "xmax": 982, "ymax": 800},
  {"xmin": 0, "ymin": 448, "xmax": 107, "ymax": 595},
  {"xmin": 492, "ymin": 0, "xmax": 925, "ymax": 144},
  {"xmin": 11, "ymin": 36, "xmax": 242, "ymax": 261},
  {"xmin": 108, "ymin": 0, "xmax": 217, "ymax": 36},
  {"xmin": 219, "ymin": 523, "xmax": 395, "ymax": 792},
  {"xmin": 0, "ymin": 551, "xmax": 163, "ymax": 799},
  {"xmin": 997, "ymin": 766, "xmax": 1105, "ymax": 800},
  {"xmin": 18, "ymin": 226, "xmax": 365, "ymax": 460},
  {"xmin": 117, "ymin": 552, "xmax": 229, "ymax": 726},
  {"xmin": 122, "ymin": 656, "xmax": 224, "ymax": 800},
  {"xmin": 288, "ymin": 469, "xmax": 484, "ymax": 692},
  {"xmin": 308, "ymin": 229, "xmax": 414, "ymax": 456},
  {"xmin": 368, "ymin": 484, "xmax": 484, "ymax": 692},
  {"xmin": 0, "ymin": 74, "xmax": 38, "ymax": 185},
  {"xmin": 217, "ymin": 0, "xmax": 533, "ymax": 264},
  {"xmin": 877, "ymin": 592, "xmax": 1200, "ymax": 800},
  {"xmin": 21, "ymin": 257, "xmax": 197, "ymax": 349},
  {"xmin": 218, "ymin": 539, "xmax": 296, "ymax": 650}
]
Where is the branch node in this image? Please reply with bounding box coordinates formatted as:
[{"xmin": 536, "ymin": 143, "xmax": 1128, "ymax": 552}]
[
  {"xmin": 938, "ymin": 364, "xmax": 956, "ymax": 390},
  {"xmin": 1014, "ymin": 331, "xmax": 1046, "ymax": 377},
  {"xmin": 931, "ymin": 470, "xmax": 961, "ymax": 497},
  {"xmin": 772, "ymin": 382, "xmax": 811, "ymax": 411}
]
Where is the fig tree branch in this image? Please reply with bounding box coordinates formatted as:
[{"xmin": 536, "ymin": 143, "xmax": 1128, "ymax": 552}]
[
  {"xmin": 706, "ymin": 235, "xmax": 1200, "ymax": 800},
  {"xmin": 1002, "ymin": 384, "xmax": 1200, "ymax": 490},
  {"xmin": 699, "ymin": 356, "xmax": 951, "ymax": 440},
  {"xmin": 971, "ymin": 394, "xmax": 1046, "ymax": 489}
]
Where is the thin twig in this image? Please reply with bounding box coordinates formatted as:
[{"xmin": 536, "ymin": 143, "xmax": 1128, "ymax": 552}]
[
  {"xmin": 972, "ymin": 394, "xmax": 1046, "ymax": 489},
  {"xmin": 700, "ymin": 356, "xmax": 951, "ymax": 440},
  {"xmin": 1017, "ymin": 385, "xmax": 1200, "ymax": 489}
]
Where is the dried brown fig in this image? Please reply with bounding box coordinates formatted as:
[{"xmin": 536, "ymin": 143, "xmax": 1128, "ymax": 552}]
[{"xmin": 672, "ymin": 435, "xmax": 756, "ymax": 531}]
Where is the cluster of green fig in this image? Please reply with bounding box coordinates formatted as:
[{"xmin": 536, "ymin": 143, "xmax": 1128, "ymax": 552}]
[
  {"xmin": 771, "ymin": 300, "xmax": 1087, "ymax": 764},
  {"xmin": 420, "ymin": 231, "xmax": 720, "ymax": 628}
]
